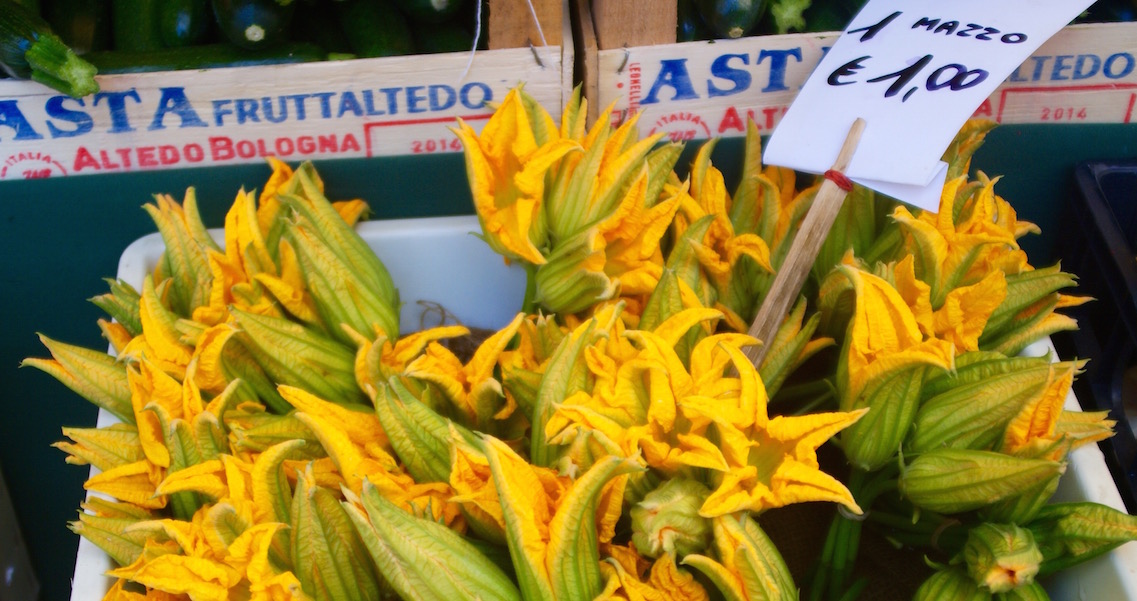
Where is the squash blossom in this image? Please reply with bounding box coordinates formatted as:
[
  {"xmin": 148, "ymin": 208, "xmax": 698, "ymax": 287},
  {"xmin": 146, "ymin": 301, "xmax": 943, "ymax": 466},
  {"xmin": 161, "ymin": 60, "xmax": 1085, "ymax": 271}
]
[
  {"xmin": 451, "ymin": 87, "xmax": 579, "ymax": 265},
  {"xmin": 31, "ymin": 95, "xmax": 1137, "ymax": 601}
]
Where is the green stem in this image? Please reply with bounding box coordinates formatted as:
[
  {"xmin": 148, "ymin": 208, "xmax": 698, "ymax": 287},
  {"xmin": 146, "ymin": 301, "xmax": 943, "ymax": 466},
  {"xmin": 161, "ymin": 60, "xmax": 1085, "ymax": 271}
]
[
  {"xmin": 789, "ymin": 385, "xmax": 837, "ymax": 416},
  {"xmin": 25, "ymin": 34, "xmax": 99, "ymax": 97},
  {"xmin": 807, "ymin": 517, "xmax": 841, "ymax": 601},
  {"xmin": 520, "ymin": 262, "xmax": 539, "ymax": 314}
]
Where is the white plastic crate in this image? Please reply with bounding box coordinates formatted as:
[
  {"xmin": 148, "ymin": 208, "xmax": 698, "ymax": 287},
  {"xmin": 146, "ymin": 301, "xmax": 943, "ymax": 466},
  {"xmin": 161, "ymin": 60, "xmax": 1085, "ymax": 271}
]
[{"xmin": 70, "ymin": 216, "xmax": 1137, "ymax": 599}]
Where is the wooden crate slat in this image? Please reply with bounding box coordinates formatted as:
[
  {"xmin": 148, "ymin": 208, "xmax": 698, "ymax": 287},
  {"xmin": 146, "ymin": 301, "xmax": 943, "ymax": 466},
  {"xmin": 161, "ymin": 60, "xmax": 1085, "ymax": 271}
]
[
  {"xmin": 590, "ymin": 0, "xmax": 676, "ymax": 50},
  {"xmin": 488, "ymin": 0, "xmax": 565, "ymax": 49}
]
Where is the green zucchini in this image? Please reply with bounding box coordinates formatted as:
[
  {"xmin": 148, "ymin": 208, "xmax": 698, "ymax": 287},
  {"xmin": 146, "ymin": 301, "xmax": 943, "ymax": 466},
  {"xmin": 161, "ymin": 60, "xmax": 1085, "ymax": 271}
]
[
  {"xmin": 84, "ymin": 41, "xmax": 323, "ymax": 73},
  {"xmin": 677, "ymin": 0, "xmax": 713, "ymax": 42},
  {"xmin": 393, "ymin": 0, "xmax": 466, "ymax": 25},
  {"xmin": 11, "ymin": 0, "xmax": 40, "ymax": 13},
  {"xmin": 0, "ymin": 0, "xmax": 99, "ymax": 97},
  {"xmin": 694, "ymin": 0, "xmax": 768, "ymax": 39},
  {"xmin": 112, "ymin": 0, "xmax": 163, "ymax": 51},
  {"xmin": 414, "ymin": 21, "xmax": 472, "ymax": 54},
  {"xmin": 292, "ymin": 0, "xmax": 352, "ymax": 54},
  {"xmin": 211, "ymin": 0, "xmax": 295, "ymax": 49},
  {"xmin": 335, "ymin": 0, "xmax": 414, "ymax": 58},
  {"xmin": 42, "ymin": 0, "xmax": 112, "ymax": 54},
  {"xmin": 159, "ymin": 0, "xmax": 213, "ymax": 47}
]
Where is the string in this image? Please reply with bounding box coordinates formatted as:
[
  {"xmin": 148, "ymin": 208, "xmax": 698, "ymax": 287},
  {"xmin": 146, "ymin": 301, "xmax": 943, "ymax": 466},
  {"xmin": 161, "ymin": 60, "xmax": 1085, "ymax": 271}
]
[
  {"xmin": 460, "ymin": 0, "xmax": 485, "ymax": 82},
  {"xmin": 525, "ymin": 0, "xmax": 549, "ymax": 47},
  {"xmin": 824, "ymin": 169, "xmax": 854, "ymax": 192}
]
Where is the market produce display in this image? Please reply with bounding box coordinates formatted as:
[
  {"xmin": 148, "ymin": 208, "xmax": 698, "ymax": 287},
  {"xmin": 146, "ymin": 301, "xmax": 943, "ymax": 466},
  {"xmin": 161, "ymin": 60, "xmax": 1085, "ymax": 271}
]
[
  {"xmin": 0, "ymin": 0, "xmax": 99, "ymax": 96},
  {"xmin": 0, "ymin": 0, "xmax": 483, "ymax": 82},
  {"xmin": 26, "ymin": 87, "xmax": 1137, "ymax": 600},
  {"xmin": 677, "ymin": 0, "xmax": 1137, "ymax": 40}
]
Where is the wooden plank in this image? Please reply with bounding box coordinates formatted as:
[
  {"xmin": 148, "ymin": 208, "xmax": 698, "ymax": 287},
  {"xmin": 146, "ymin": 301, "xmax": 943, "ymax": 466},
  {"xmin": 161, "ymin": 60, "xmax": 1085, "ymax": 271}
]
[
  {"xmin": 573, "ymin": 0, "xmax": 601, "ymax": 125},
  {"xmin": 0, "ymin": 47, "xmax": 567, "ymax": 181},
  {"xmin": 592, "ymin": 21, "xmax": 1137, "ymax": 141},
  {"xmin": 488, "ymin": 0, "xmax": 564, "ymax": 49},
  {"xmin": 591, "ymin": 0, "xmax": 676, "ymax": 50}
]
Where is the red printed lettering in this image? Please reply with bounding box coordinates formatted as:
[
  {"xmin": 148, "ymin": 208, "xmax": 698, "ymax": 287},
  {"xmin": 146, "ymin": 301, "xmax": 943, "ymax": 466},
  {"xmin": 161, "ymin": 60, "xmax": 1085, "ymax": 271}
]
[
  {"xmin": 159, "ymin": 145, "xmax": 179, "ymax": 165},
  {"xmin": 236, "ymin": 140, "xmax": 256, "ymax": 158},
  {"xmin": 74, "ymin": 147, "xmax": 100, "ymax": 172},
  {"xmin": 137, "ymin": 147, "xmax": 158, "ymax": 167},
  {"xmin": 185, "ymin": 144, "xmax": 204, "ymax": 162},
  {"xmin": 211, "ymin": 137, "xmax": 235, "ymax": 160}
]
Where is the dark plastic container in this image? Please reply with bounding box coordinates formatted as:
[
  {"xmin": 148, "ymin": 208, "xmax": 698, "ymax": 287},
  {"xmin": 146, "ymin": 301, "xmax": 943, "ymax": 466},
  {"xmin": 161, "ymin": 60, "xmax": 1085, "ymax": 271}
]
[{"xmin": 1054, "ymin": 160, "xmax": 1137, "ymax": 513}]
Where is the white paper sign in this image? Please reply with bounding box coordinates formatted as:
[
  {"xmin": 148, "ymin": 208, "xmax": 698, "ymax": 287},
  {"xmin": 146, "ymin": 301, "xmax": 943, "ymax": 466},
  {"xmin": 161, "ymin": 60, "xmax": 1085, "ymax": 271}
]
[{"xmin": 764, "ymin": 0, "xmax": 1096, "ymax": 210}]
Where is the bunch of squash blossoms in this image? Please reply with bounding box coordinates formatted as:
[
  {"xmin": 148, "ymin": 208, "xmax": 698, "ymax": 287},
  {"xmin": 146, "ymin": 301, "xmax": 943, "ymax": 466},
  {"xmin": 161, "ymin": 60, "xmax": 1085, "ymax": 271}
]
[{"xmin": 27, "ymin": 86, "xmax": 1137, "ymax": 601}]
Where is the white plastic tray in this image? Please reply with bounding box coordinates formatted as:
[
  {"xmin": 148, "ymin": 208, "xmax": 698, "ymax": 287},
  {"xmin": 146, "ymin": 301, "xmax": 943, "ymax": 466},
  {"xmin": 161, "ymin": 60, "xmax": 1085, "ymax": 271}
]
[{"xmin": 70, "ymin": 216, "xmax": 1136, "ymax": 599}]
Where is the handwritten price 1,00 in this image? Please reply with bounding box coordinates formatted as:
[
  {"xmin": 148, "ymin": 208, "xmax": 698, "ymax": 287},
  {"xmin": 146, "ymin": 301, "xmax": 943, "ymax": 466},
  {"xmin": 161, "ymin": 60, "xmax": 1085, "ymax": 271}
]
[{"xmin": 827, "ymin": 54, "xmax": 989, "ymax": 102}]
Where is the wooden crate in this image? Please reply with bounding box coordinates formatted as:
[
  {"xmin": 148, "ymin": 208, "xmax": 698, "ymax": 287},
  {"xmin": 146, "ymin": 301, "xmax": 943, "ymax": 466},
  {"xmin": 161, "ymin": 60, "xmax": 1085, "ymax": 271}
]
[
  {"xmin": 577, "ymin": 2, "xmax": 1137, "ymax": 135},
  {"xmin": 489, "ymin": 0, "xmax": 565, "ymax": 49},
  {"xmin": 0, "ymin": 0, "xmax": 572, "ymax": 182}
]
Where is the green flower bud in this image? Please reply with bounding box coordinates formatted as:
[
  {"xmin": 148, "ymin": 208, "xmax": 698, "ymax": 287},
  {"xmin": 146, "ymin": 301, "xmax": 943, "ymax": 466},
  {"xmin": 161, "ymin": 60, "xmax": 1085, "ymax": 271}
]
[
  {"xmin": 913, "ymin": 567, "xmax": 992, "ymax": 601},
  {"xmin": 1029, "ymin": 502, "xmax": 1137, "ymax": 577},
  {"xmin": 900, "ymin": 449, "xmax": 1064, "ymax": 515},
  {"xmin": 631, "ymin": 478, "xmax": 713, "ymax": 559},
  {"xmin": 534, "ymin": 229, "xmax": 617, "ymax": 315},
  {"xmin": 963, "ymin": 524, "xmax": 1043, "ymax": 593},
  {"xmin": 909, "ymin": 361, "xmax": 1053, "ymax": 453}
]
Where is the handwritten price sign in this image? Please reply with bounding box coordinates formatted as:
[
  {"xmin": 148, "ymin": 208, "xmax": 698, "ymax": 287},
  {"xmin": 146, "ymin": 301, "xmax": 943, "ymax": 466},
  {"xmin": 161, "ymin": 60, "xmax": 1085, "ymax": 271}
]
[{"xmin": 764, "ymin": 0, "xmax": 1095, "ymax": 210}]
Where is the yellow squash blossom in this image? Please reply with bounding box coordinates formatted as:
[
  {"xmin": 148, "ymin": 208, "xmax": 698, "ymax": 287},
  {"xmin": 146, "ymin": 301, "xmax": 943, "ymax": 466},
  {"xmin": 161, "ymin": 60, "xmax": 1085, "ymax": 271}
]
[
  {"xmin": 696, "ymin": 345, "xmax": 867, "ymax": 517},
  {"xmin": 452, "ymin": 87, "xmax": 580, "ymax": 264},
  {"xmin": 481, "ymin": 434, "xmax": 642, "ymax": 601},
  {"xmin": 675, "ymin": 140, "xmax": 773, "ymax": 311},
  {"xmin": 598, "ymin": 551, "xmax": 710, "ymax": 601},
  {"xmin": 892, "ymin": 255, "xmax": 1007, "ymax": 353},
  {"xmin": 403, "ymin": 312, "xmax": 527, "ymax": 429},
  {"xmin": 1002, "ymin": 361, "xmax": 1115, "ymax": 461},
  {"xmin": 834, "ymin": 265, "xmax": 955, "ymax": 407}
]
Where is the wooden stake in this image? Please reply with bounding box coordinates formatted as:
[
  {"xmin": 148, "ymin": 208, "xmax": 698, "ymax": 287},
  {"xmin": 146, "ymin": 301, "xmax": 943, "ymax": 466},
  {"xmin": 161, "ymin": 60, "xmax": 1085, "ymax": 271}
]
[{"xmin": 743, "ymin": 118, "xmax": 867, "ymax": 369}]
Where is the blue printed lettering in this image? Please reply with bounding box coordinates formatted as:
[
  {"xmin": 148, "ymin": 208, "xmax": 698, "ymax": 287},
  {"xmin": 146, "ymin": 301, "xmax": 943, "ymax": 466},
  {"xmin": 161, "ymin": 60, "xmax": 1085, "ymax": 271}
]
[
  {"xmin": 460, "ymin": 82, "xmax": 491, "ymax": 109},
  {"xmin": 148, "ymin": 87, "xmax": 207, "ymax": 130},
  {"xmin": 236, "ymin": 99, "xmax": 260, "ymax": 123},
  {"xmin": 757, "ymin": 48, "xmax": 802, "ymax": 92},
  {"xmin": 1051, "ymin": 55, "xmax": 1073, "ymax": 81},
  {"xmin": 1028, "ymin": 56, "xmax": 1050, "ymax": 82},
  {"xmin": 708, "ymin": 54, "xmax": 750, "ymax": 98},
  {"xmin": 642, "ymin": 59, "xmax": 698, "ymax": 105},
  {"xmin": 338, "ymin": 91, "xmax": 363, "ymax": 117},
  {"xmin": 94, "ymin": 90, "xmax": 142, "ymax": 133},
  {"xmin": 262, "ymin": 97, "xmax": 288, "ymax": 123},
  {"xmin": 213, "ymin": 100, "xmax": 233, "ymax": 126},
  {"xmin": 1073, "ymin": 55, "xmax": 1101, "ymax": 80},
  {"xmin": 312, "ymin": 92, "xmax": 335, "ymax": 118},
  {"xmin": 0, "ymin": 100, "xmax": 42, "ymax": 140},
  {"xmin": 1104, "ymin": 53, "xmax": 1135, "ymax": 79},
  {"xmin": 285, "ymin": 94, "xmax": 309, "ymax": 120},
  {"xmin": 406, "ymin": 86, "xmax": 427, "ymax": 113},
  {"xmin": 379, "ymin": 88, "xmax": 400, "ymax": 114},
  {"xmin": 429, "ymin": 85, "xmax": 456, "ymax": 111},
  {"xmin": 362, "ymin": 90, "xmax": 386, "ymax": 115},
  {"xmin": 45, "ymin": 96, "xmax": 93, "ymax": 138}
]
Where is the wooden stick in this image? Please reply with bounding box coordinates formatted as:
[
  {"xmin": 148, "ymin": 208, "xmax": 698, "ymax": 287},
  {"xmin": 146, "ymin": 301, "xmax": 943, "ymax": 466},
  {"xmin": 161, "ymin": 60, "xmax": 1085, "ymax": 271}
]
[{"xmin": 743, "ymin": 117, "xmax": 867, "ymax": 369}]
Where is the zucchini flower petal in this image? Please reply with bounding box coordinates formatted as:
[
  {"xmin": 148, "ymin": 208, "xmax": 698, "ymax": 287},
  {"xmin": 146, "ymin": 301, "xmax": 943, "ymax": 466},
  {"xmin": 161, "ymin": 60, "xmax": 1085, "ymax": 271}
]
[{"xmin": 345, "ymin": 479, "xmax": 522, "ymax": 601}]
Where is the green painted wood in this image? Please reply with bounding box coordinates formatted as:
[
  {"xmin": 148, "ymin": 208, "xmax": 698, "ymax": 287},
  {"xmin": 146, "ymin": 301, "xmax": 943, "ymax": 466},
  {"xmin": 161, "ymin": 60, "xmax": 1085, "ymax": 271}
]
[{"xmin": 1, "ymin": 123, "xmax": 1135, "ymax": 600}]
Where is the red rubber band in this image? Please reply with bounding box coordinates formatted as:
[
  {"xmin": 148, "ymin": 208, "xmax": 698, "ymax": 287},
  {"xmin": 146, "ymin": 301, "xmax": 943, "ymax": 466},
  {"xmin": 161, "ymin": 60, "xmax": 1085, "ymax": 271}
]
[{"xmin": 824, "ymin": 169, "xmax": 854, "ymax": 192}]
